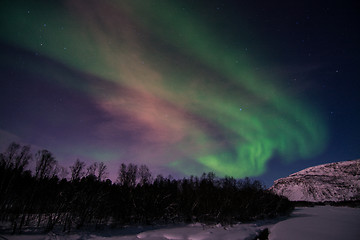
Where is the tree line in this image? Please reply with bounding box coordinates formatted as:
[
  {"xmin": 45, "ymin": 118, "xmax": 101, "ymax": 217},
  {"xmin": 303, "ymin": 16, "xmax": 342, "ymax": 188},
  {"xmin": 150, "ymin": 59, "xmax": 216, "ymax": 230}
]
[{"xmin": 0, "ymin": 142, "xmax": 293, "ymax": 234}]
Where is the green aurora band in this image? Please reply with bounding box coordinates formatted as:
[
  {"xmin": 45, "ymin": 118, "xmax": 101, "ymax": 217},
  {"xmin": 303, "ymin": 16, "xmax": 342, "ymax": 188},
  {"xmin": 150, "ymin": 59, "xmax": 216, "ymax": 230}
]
[{"xmin": 0, "ymin": 0, "xmax": 328, "ymax": 178}]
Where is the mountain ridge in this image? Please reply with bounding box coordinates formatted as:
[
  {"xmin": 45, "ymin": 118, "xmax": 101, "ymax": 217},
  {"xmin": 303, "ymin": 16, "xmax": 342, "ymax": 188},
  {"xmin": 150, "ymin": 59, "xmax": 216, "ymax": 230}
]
[{"xmin": 270, "ymin": 159, "xmax": 360, "ymax": 202}]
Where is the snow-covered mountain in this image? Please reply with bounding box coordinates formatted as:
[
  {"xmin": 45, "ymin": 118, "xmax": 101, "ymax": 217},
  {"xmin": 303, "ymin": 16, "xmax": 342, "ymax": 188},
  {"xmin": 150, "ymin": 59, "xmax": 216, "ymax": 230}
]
[{"xmin": 270, "ymin": 159, "xmax": 360, "ymax": 202}]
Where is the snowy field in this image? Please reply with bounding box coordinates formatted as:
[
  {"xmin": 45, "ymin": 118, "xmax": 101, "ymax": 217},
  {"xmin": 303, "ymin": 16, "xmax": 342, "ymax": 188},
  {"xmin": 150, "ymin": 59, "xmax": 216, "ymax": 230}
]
[
  {"xmin": 269, "ymin": 206, "xmax": 360, "ymax": 240},
  {"xmin": 1, "ymin": 206, "xmax": 360, "ymax": 240}
]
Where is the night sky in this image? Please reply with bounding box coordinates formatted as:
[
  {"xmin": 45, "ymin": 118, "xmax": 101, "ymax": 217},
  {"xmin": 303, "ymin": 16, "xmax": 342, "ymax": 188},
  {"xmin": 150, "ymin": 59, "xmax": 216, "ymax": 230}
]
[{"xmin": 0, "ymin": 0, "xmax": 359, "ymax": 186}]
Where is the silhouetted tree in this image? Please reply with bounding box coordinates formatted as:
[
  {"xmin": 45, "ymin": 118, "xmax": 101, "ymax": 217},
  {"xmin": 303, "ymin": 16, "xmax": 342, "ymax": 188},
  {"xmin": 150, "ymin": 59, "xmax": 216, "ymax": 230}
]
[
  {"xmin": 0, "ymin": 142, "xmax": 31, "ymax": 171},
  {"xmin": 70, "ymin": 159, "xmax": 85, "ymax": 181},
  {"xmin": 86, "ymin": 162, "xmax": 108, "ymax": 181},
  {"xmin": 0, "ymin": 143, "xmax": 294, "ymax": 232},
  {"xmin": 86, "ymin": 162, "xmax": 97, "ymax": 177},
  {"xmin": 97, "ymin": 162, "xmax": 108, "ymax": 181},
  {"xmin": 117, "ymin": 163, "xmax": 138, "ymax": 187},
  {"xmin": 35, "ymin": 150, "xmax": 57, "ymax": 179},
  {"xmin": 138, "ymin": 164, "xmax": 152, "ymax": 186}
]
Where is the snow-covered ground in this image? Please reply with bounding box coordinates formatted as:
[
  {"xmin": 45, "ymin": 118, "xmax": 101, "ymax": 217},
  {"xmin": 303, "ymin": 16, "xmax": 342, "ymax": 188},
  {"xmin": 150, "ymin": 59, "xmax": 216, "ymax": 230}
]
[
  {"xmin": 1, "ymin": 206, "xmax": 360, "ymax": 240},
  {"xmin": 269, "ymin": 206, "xmax": 360, "ymax": 240},
  {"xmin": 0, "ymin": 223, "xmax": 261, "ymax": 240}
]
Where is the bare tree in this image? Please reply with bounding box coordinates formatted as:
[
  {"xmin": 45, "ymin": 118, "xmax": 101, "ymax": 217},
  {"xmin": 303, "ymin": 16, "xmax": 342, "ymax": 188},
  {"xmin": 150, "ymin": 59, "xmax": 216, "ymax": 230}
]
[
  {"xmin": 70, "ymin": 159, "xmax": 85, "ymax": 181},
  {"xmin": 127, "ymin": 163, "xmax": 138, "ymax": 187},
  {"xmin": 14, "ymin": 145, "xmax": 32, "ymax": 171},
  {"xmin": 35, "ymin": 150, "xmax": 57, "ymax": 179},
  {"xmin": 118, "ymin": 163, "xmax": 127, "ymax": 186},
  {"xmin": 97, "ymin": 162, "xmax": 108, "ymax": 181},
  {"xmin": 86, "ymin": 162, "xmax": 98, "ymax": 177},
  {"xmin": 86, "ymin": 162, "xmax": 108, "ymax": 181},
  {"xmin": 117, "ymin": 163, "xmax": 138, "ymax": 187},
  {"xmin": 0, "ymin": 142, "xmax": 31, "ymax": 171},
  {"xmin": 0, "ymin": 142, "xmax": 20, "ymax": 169},
  {"xmin": 138, "ymin": 164, "xmax": 152, "ymax": 186}
]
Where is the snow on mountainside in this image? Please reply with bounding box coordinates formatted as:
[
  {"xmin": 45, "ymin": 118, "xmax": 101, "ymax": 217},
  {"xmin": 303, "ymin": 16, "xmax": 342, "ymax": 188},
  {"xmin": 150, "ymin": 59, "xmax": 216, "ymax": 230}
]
[{"xmin": 270, "ymin": 159, "xmax": 360, "ymax": 202}]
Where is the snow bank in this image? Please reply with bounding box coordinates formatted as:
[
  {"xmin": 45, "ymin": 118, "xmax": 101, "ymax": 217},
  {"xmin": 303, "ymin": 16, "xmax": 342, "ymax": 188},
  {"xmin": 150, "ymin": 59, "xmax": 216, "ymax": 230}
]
[
  {"xmin": 134, "ymin": 223, "xmax": 259, "ymax": 240},
  {"xmin": 269, "ymin": 206, "xmax": 360, "ymax": 240},
  {"xmin": 0, "ymin": 223, "xmax": 260, "ymax": 240}
]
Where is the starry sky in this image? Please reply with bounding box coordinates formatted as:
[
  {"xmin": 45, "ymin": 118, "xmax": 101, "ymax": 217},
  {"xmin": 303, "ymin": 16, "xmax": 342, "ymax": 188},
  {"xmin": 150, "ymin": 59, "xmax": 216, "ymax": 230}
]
[{"xmin": 0, "ymin": 0, "xmax": 359, "ymax": 186}]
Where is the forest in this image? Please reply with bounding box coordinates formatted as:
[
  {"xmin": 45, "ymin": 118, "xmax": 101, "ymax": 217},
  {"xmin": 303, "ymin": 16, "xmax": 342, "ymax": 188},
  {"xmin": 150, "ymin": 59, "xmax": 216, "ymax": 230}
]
[{"xmin": 0, "ymin": 142, "xmax": 293, "ymax": 234}]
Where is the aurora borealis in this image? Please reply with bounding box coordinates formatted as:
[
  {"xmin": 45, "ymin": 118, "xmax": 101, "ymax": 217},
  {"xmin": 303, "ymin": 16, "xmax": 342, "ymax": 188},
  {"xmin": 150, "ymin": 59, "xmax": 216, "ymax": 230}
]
[{"xmin": 1, "ymin": 0, "xmax": 359, "ymax": 184}]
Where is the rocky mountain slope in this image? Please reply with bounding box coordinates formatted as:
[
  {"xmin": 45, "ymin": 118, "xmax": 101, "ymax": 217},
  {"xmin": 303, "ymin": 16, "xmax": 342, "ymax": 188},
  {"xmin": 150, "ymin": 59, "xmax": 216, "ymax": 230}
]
[{"xmin": 270, "ymin": 159, "xmax": 360, "ymax": 202}]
